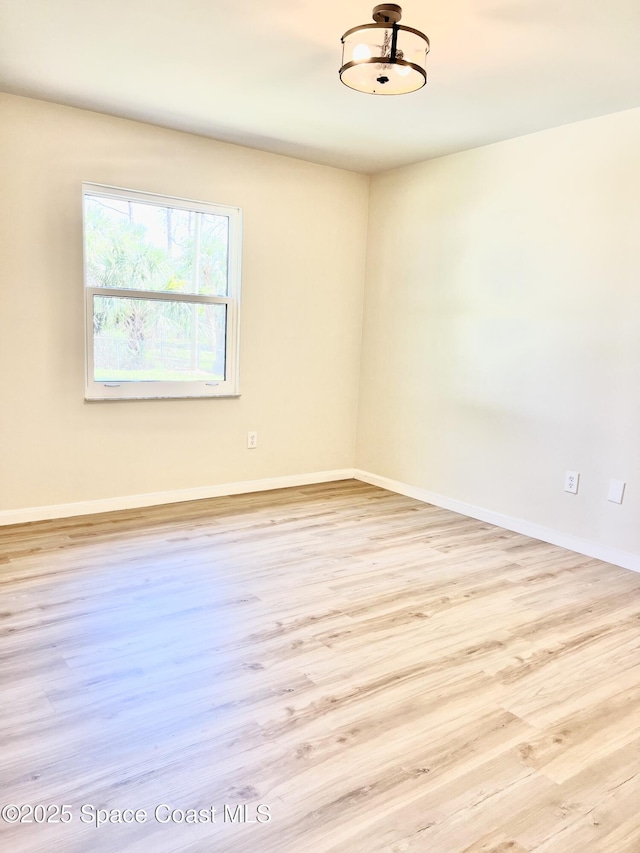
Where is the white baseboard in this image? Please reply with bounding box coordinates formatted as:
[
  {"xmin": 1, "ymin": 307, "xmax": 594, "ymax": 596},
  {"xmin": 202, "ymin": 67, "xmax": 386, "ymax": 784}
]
[
  {"xmin": 354, "ymin": 469, "xmax": 640, "ymax": 574},
  {"xmin": 0, "ymin": 469, "xmax": 356, "ymax": 526},
  {"xmin": 5, "ymin": 467, "xmax": 639, "ymax": 575}
]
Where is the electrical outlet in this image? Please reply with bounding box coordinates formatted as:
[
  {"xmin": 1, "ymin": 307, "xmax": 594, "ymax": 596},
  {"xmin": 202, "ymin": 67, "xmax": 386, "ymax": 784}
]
[
  {"xmin": 564, "ymin": 470, "xmax": 579, "ymax": 494},
  {"xmin": 608, "ymin": 479, "xmax": 625, "ymax": 504},
  {"xmin": 247, "ymin": 431, "xmax": 258, "ymax": 449}
]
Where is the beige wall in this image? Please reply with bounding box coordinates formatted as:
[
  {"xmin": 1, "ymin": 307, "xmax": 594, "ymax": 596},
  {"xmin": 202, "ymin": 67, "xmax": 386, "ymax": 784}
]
[
  {"xmin": 0, "ymin": 94, "xmax": 369, "ymax": 511},
  {"xmin": 3, "ymin": 92, "xmax": 639, "ymax": 559},
  {"xmin": 357, "ymin": 107, "xmax": 640, "ymax": 555}
]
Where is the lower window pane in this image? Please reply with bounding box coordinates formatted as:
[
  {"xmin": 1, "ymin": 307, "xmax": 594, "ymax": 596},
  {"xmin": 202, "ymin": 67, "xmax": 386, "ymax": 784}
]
[{"xmin": 93, "ymin": 296, "xmax": 226, "ymax": 383}]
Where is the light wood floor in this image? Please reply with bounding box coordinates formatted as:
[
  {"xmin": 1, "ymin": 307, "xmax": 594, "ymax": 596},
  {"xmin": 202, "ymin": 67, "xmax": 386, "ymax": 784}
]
[{"xmin": 2, "ymin": 480, "xmax": 640, "ymax": 853}]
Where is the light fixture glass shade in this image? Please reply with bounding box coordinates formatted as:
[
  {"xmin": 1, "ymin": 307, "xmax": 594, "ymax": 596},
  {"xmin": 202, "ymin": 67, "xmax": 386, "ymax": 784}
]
[{"xmin": 340, "ymin": 13, "xmax": 429, "ymax": 95}]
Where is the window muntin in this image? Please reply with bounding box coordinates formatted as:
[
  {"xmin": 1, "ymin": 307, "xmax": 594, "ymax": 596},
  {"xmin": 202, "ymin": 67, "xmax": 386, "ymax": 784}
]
[{"xmin": 83, "ymin": 184, "xmax": 241, "ymax": 400}]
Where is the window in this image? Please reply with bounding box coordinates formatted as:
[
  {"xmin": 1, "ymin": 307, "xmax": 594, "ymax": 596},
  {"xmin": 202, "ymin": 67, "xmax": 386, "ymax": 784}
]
[{"xmin": 83, "ymin": 184, "xmax": 241, "ymax": 400}]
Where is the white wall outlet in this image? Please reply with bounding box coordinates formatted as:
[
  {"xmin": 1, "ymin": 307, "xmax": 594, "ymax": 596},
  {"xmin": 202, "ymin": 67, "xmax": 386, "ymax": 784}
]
[
  {"xmin": 564, "ymin": 470, "xmax": 580, "ymax": 494},
  {"xmin": 247, "ymin": 431, "xmax": 258, "ymax": 449},
  {"xmin": 608, "ymin": 479, "xmax": 625, "ymax": 504}
]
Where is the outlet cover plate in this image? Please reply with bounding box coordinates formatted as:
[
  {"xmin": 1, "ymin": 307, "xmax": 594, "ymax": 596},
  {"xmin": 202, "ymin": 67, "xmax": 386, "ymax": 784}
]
[{"xmin": 564, "ymin": 470, "xmax": 580, "ymax": 494}]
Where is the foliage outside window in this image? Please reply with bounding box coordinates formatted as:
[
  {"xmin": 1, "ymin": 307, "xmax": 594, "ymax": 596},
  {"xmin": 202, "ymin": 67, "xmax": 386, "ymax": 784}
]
[{"xmin": 83, "ymin": 184, "xmax": 242, "ymax": 400}]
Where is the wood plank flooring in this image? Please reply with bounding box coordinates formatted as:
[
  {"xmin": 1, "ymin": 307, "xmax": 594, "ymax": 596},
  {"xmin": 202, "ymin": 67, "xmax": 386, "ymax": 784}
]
[{"xmin": 2, "ymin": 480, "xmax": 640, "ymax": 852}]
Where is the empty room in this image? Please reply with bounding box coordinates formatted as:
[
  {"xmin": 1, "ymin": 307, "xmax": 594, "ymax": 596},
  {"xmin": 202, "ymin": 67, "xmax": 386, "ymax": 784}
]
[{"xmin": 2, "ymin": 1, "xmax": 640, "ymax": 851}]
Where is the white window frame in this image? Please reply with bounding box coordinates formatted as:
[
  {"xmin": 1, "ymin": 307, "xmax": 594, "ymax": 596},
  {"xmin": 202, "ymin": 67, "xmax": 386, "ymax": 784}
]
[{"xmin": 82, "ymin": 183, "xmax": 242, "ymax": 400}]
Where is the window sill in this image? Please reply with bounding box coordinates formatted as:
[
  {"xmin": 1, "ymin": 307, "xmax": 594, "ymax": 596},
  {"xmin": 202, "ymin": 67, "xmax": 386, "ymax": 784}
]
[{"xmin": 84, "ymin": 392, "xmax": 242, "ymax": 402}]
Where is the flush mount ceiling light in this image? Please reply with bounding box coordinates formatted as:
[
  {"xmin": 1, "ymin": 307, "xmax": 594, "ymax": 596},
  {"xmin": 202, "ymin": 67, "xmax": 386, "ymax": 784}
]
[{"xmin": 339, "ymin": 3, "xmax": 430, "ymax": 95}]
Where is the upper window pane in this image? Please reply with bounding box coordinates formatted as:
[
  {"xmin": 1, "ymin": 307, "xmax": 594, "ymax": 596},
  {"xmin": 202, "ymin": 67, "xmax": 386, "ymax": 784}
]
[{"xmin": 84, "ymin": 194, "xmax": 229, "ymax": 296}]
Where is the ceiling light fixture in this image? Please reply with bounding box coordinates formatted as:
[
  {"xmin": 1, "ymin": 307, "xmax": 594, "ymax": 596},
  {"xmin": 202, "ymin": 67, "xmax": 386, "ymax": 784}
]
[{"xmin": 339, "ymin": 4, "xmax": 430, "ymax": 95}]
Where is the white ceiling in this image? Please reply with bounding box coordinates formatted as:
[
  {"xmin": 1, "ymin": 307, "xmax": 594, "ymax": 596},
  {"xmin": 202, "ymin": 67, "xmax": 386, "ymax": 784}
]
[{"xmin": 1, "ymin": 0, "xmax": 639, "ymax": 173}]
